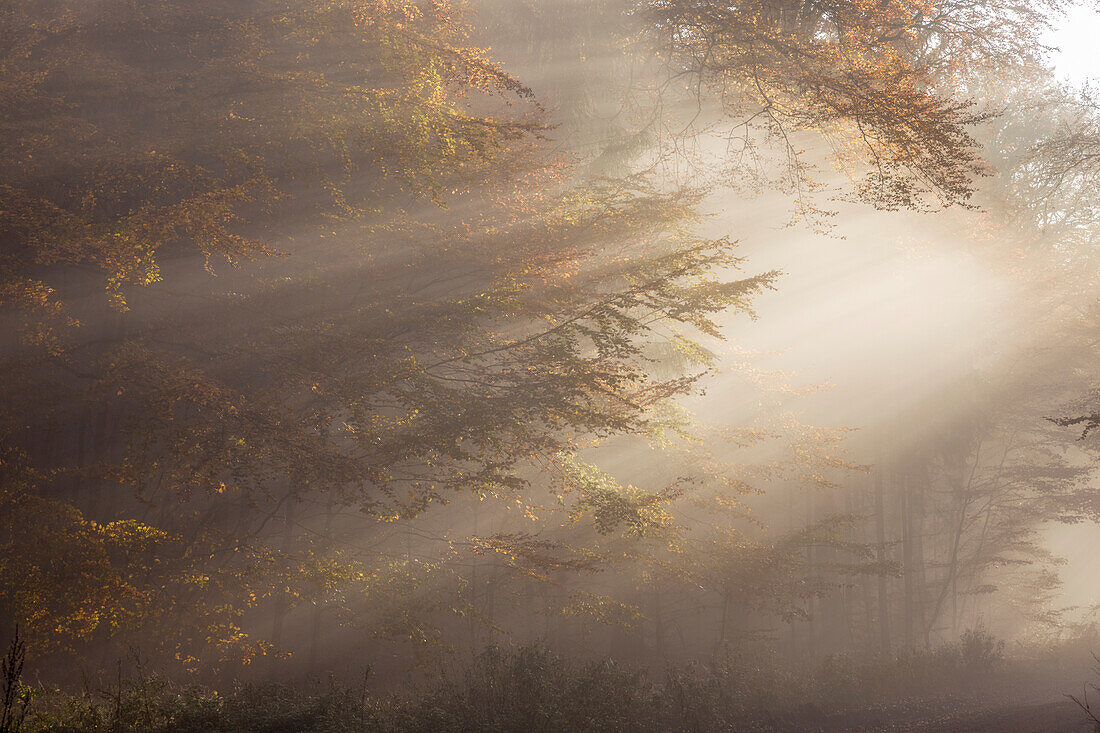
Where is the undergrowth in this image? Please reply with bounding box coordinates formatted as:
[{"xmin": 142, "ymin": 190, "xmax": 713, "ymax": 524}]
[{"xmin": 8, "ymin": 627, "xmax": 1061, "ymax": 732}]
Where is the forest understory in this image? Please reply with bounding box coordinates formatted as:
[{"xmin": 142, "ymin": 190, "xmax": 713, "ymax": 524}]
[{"xmin": 8, "ymin": 635, "xmax": 1100, "ymax": 732}]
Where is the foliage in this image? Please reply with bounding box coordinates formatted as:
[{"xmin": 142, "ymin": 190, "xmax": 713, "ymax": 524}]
[
  {"xmin": 0, "ymin": 0, "xmax": 539, "ymax": 308},
  {"xmin": 0, "ymin": 0, "xmax": 1084, "ymax": 682},
  {"xmin": 631, "ymin": 0, "xmax": 1055, "ymax": 211},
  {"xmin": 1, "ymin": 628, "xmax": 31, "ymax": 733}
]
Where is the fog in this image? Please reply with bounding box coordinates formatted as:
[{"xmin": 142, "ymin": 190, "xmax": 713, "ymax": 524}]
[{"xmin": 3, "ymin": 0, "xmax": 1100, "ymax": 730}]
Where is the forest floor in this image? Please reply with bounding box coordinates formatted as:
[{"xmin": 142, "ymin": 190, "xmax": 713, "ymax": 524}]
[
  {"xmin": 909, "ymin": 698, "xmax": 1089, "ymax": 732},
  {"xmin": 23, "ymin": 644, "xmax": 1100, "ymax": 732},
  {"xmin": 806, "ymin": 695, "xmax": 1091, "ymax": 732},
  {"xmin": 784, "ymin": 658, "xmax": 1100, "ymax": 732}
]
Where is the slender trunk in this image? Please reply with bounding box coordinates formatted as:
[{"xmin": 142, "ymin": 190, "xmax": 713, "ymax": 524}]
[
  {"xmin": 716, "ymin": 591, "xmax": 729, "ymax": 659},
  {"xmin": 308, "ymin": 494, "xmax": 335, "ymax": 673},
  {"xmin": 806, "ymin": 488, "xmax": 816, "ymax": 661},
  {"xmin": 875, "ymin": 464, "xmax": 890, "ymax": 654},
  {"xmin": 271, "ymin": 495, "xmax": 297, "ymax": 651},
  {"xmin": 902, "ymin": 471, "xmax": 914, "ymax": 649},
  {"xmin": 914, "ymin": 466, "xmax": 930, "ymax": 648}
]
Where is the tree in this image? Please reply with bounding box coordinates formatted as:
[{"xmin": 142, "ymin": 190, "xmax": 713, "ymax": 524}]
[
  {"xmin": 630, "ymin": 0, "xmax": 1054, "ymax": 210},
  {"xmin": 0, "ymin": 0, "xmax": 1022, "ymax": 674}
]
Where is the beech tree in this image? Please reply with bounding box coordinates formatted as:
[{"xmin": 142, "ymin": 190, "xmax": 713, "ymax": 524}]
[{"xmin": 0, "ymin": 0, "xmax": 1044, "ymax": 675}]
